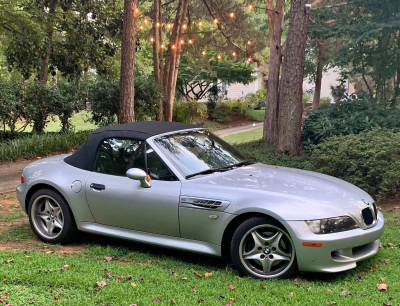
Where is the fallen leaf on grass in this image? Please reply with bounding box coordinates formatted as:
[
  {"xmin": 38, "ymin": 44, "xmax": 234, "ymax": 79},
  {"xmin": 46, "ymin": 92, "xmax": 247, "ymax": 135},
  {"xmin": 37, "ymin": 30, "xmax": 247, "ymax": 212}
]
[
  {"xmin": 172, "ymin": 271, "xmax": 178, "ymax": 277},
  {"xmin": 0, "ymin": 293, "xmax": 8, "ymax": 302},
  {"xmin": 116, "ymin": 276, "xmax": 124, "ymax": 281},
  {"xmin": 229, "ymin": 285, "xmax": 236, "ymax": 290},
  {"xmin": 193, "ymin": 271, "xmax": 203, "ymax": 278},
  {"xmin": 191, "ymin": 285, "xmax": 197, "ymax": 293},
  {"xmin": 383, "ymin": 303, "xmax": 392, "ymax": 306},
  {"xmin": 203, "ymin": 272, "xmax": 212, "ymax": 277},
  {"xmin": 129, "ymin": 304, "xmax": 138, "ymax": 306},
  {"xmin": 294, "ymin": 278, "xmax": 300, "ymax": 287},
  {"xmin": 339, "ymin": 289, "xmax": 352, "ymax": 296},
  {"xmin": 223, "ymin": 303, "xmax": 233, "ymax": 306},
  {"xmin": 29, "ymin": 301, "xmax": 35, "ymax": 304},
  {"xmin": 377, "ymin": 284, "xmax": 389, "ymax": 292},
  {"xmin": 4, "ymin": 259, "xmax": 14, "ymax": 264},
  {"xmin": 198, "ymin": 298, "xmax": 205, "ymax": 303},
  {"xmin": 380, "ymin": 277, "xmax": 386, "ymax": 282},
  {"xmin": 329, "ymin": 303, "xmax": 337, "ymax": 306},
  {"xmin": 130, "ymin": 282, "xmax": 136, "ymax": 288},
  {"xmin": 139, "ymin": 275, "xmax": 144, "ymax": 282},
  {"xmin": 170, "ymin": 299, "xmax": 176, "ymax": 304},
  {"xmin": 288, "ymin": 292, "xmax": 294, "ymax": 297},
  {"xmin": 127, "ymin": 275, "xmax": 133, "ymax": 280},
  {"xmin": 45, "ymin": 250, "xmax": 54, "ymax": 254},
  {"xmin": 327, "ymin": 289, "xmax": 333, "ymax": 293},
  {"xmin": 96, "ymin": 281, "xmax": 107, "ymax": 288},
  {"xmin": 387, "ymin": 243, "xmax": 394, "ymax": 248},
  {"xmin": 152, "ymin": 296, "xmax": 161, "ymax": 302},
  {"xmin": 104, "ymin": 269, "xmax": 114, "ymax": 279},
  {"xmin": 181, "ymin": 277, "xmax": 188, "ymax": 281},
  {"xmin": 260, "ymin": 284, "xmax": 266, "ymax": 290},
  {"xmin": 104, "ymin": 256, "xmax": 112, "ymax": 262},
  {"xmin": 145, "ymin": 260, "xmax": 152, "ymax": 265},
  {"xmin": 360, "ymin": 292, "xmax": 368, "ymax": 297},
  {"xmin": 381, "ymin": 259, "xmax": 390, "ymax": 264},
  {"xmin": 229, "ymin": 297, "xmax": 235, "ymax": 301},
  {"xmin": 54, "ymin": 297, "xmax": 61, "ymax": 302},
  {"xmin": 60, "ymin": 265, "xmax": 69, "ymax": 272}
]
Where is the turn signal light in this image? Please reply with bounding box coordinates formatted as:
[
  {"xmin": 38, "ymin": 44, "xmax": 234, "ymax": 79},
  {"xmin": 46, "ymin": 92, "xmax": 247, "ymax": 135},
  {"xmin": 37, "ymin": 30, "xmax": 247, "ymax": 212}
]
[
  {"xmin": 21, "ymin": 175, "xmax": 24, "ymax": 184},
  {"xmin": 302, "ymin": 242, "xmax": 323, "ymax": 247}
]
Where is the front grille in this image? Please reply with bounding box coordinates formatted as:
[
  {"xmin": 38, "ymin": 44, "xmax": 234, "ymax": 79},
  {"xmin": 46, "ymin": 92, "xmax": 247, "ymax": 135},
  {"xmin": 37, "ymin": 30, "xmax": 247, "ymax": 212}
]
[{"xmin": 362, "ymin": 208, "xmax": 374, "ymax": 226}]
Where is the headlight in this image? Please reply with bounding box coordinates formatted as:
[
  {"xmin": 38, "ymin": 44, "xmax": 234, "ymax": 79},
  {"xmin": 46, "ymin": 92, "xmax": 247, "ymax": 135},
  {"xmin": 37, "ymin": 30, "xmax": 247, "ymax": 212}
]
[{"xmin": 305, "ymin": 216, "xmax": 358, "ymax": 234}]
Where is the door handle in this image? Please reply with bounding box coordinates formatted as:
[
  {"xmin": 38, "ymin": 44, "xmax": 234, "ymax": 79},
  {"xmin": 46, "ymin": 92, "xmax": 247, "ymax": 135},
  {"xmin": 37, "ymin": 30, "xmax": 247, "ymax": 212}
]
[{"xmin": 90, "ymin": 183, "xmax": 105, "ymax": 191}]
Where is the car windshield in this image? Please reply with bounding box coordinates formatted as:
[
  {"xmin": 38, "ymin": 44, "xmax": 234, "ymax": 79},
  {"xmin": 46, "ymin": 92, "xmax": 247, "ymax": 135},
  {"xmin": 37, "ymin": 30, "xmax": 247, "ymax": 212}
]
[{"xmin": 153, "ymin": 130, "xmax": 249, "ymax": 178}]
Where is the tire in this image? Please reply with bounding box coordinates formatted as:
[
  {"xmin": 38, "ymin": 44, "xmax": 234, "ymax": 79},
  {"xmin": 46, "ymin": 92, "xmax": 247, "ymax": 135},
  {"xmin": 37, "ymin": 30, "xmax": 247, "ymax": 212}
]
[
  {"xmin": 28, "ymin": 188, "xmax": 77, "ymax": 244},
  {"xmin": 230, "ymin": 217, "xmax": 298, "ymax": 279}
]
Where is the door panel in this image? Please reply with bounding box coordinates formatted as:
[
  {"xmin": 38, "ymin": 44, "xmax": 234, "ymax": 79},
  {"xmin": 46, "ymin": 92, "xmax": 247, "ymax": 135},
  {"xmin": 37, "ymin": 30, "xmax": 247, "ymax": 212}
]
[{"xmin": 85, "ymin": 172, "xmax": 181, "ymax": 237}]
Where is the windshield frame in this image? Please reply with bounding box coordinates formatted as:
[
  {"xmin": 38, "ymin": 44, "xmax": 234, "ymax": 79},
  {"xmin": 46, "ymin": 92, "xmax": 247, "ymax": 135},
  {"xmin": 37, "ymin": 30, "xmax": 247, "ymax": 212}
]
[{"xmin": 150, "ymin": 128, "xmax": 249, "ymax": 180}]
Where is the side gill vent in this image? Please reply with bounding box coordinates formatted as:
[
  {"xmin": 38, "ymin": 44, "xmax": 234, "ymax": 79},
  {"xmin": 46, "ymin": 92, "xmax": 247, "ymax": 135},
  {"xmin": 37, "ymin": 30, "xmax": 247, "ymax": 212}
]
[{"xmin": 191, "ymin": 199, "xmax": 222, "ymax": 209}]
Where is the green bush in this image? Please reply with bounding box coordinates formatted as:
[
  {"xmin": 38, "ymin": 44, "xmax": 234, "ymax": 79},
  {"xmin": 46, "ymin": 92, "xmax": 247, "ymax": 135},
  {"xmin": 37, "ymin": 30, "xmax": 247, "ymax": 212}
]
[
  {"xmin": 222, "ymin": 99, "xmax": 253, "ymax": 114},
  {"xmin": 306, "ymin": 128, "xmax": 400, "ymax": 199},
  {"xmin": 212, "ymin": 103, "xmax": 231, "ymax": 123},
  {"xmin": 173, "ymin": 101, "xmax": 208, "ymax": 124},
  {"xmin": 0, "ymin": 79, "xmax": 24, "ymax": 134},
  {"xmin": 302, "ymin": 98, "xmax": 400, "ymax": 146},
  {"xmin": 0, "ymin": 130, "xmax": 91, "ymax": 162},
  {"xmin": 245, "ymin": 89, "xmax": 267, "ymax": 110}
]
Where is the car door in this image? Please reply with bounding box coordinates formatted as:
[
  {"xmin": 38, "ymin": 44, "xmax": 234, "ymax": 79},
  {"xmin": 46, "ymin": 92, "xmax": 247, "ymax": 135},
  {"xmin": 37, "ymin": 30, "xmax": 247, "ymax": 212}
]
[{"xmin": 85, "ymin": 137, "xmax": 181, "ymax": 237}]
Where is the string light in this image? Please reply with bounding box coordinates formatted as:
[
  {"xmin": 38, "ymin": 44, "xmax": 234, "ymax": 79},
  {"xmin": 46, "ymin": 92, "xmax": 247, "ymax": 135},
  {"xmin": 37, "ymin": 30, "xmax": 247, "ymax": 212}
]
[
  {"xmin": 247, "ymin": 40, "xmax": 252, "ymax": 45},
  {"xmin": 134, "ymin": 8, "xmax": 139, "ymax": 14},
  {"xmin": 144, "ymin": 18, "xmax": 148, "ymax": 24},
  {"xmin": 232, "ymin": 52, "xmax": 237, "ymax": 57},
  {"xmin": 230, "ymin": 12, "xmax": 235, "ymax": 18},
  {"xmin": 213, "ymin": 18, "xmax": 219, "ymax": 24},
  {"xmin": 171, "ymin": 44, "xmax": 176, "ymax": 49},
  {"xmin": 167, "ymin": 23, "xmax": 172, "ymax": 29},
  {"xmin": 217, "ymin": 54, "xmax": 222, "ymax": 60},
  {"xmin": 161, "ymin": 43, "xmax": 165, "ymax": 49},
  {"xmin": 139, "ymin": 25, "xmax": 144, "ymax": 31},
  {"xmin": 182, "ymin": 24, "xmax": 187, "ymax": 29},
  {"xmin": 180, "ymin": 39, "xmax": 185, "ymax": 44},
  {"xmin": 150, "ymin": 37, "xmax": 154, "ymax": 42},
  {"xmin": 248, "ymin": 4, "xmax": 253, "ymax": 10},
  {"xmin": 198, "ymin": 21, "xmax": 203, "ymax": 27},
  {"xmin": 156, "ymin": 22, "xmax": 160, "ymax": 27},
  {"xmin": 202, "ymin": 50, "xmax": 206, "ymax": 55},
  {"xmin": 247, "ymin": 57, "xmax": 252, "ymax": 62},
  {"xmin": 188, "ymin": 39, "xmax": 193, "ymax": 44}
]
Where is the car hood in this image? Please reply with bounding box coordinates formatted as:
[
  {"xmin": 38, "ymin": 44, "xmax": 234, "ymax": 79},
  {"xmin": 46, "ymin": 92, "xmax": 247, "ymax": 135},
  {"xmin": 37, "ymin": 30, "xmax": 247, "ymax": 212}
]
[{"xmin": 182, "ymin": 163, "xmax": 373, "ymax": 220}]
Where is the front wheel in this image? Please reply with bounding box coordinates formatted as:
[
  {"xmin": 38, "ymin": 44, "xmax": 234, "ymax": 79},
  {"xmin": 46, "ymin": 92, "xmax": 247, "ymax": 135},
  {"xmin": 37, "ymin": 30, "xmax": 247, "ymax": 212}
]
[
  {"xmin": 28, "ymin": 188, "xmax": 76, "ymax": 244},
  {"xmin": 230, "ymin": 217, "xmax": 298, "ymax": 279}
]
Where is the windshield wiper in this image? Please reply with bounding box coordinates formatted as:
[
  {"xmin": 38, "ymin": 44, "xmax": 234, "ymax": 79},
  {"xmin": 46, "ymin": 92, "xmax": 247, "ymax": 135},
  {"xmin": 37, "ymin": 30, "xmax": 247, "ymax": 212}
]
[{"xmin": 185, "ymin": 160, "xmax": 254, "ymax": 179}]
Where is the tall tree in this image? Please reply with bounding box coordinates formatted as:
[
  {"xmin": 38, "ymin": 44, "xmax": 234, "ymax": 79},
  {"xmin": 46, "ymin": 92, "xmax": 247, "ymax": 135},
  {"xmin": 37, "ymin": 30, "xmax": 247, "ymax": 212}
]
[
  {"xmin": 263, "ymin": 0, "xmax": 285, "ymax": 146},
  {"xmin": 277, "ymin": 0, "xmax": 310, "ymax": 154},
  {"xmin": 119, "ymin": 0, "xmax": 139, "ymax": 124},
  {"xmin": 312, "ymin": 39, "xmax": 326, "ymax": 108}
]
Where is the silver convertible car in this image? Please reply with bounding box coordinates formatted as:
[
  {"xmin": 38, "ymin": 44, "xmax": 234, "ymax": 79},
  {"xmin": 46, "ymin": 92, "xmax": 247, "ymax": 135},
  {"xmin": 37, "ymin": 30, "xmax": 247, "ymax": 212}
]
[{"xmin": 17, "ymin": 122, "xmax": 384, "ymax": 279}]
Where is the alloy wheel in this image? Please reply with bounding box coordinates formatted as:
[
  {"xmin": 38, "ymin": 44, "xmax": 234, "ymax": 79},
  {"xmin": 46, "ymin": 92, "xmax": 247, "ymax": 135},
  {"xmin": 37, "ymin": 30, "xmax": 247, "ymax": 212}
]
[{"xmin": 31, "ymin": 195, "xmax": 64, "ymax": 239}]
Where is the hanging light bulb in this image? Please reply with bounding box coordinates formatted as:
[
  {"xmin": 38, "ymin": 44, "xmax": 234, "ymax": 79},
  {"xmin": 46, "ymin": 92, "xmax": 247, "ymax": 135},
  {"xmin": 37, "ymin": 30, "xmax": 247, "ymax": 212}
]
[
  {"xmin": 198, "ymin": 21, "xmax": 203, "ymax": 27},
  {"xmin": 139, "ymin": 25, "xmax": 144, "ymax": 31},
  {"xmin": 247, "ymin": 40, "xmax": 252, "ymax": 45},
  {"xmin": 144, "ymin": 18, "xmax": 148, "ymax": 24},
  {"xmin": 217, "ymin": 54, "xmax": 222, "ymax": 60},
  {"xmin": 180, "ymin": 39, "xmax": 185, "ymax": 44},
  {"xmin": 150, "ymin": 37, "xmax": 154, "ymax": 42},
  {"xmin": 134, "ymin": 8, "xmax": 139, "ymax": 14},
  {"xmin": 167, "ymin": 23, "xmax": 172, "ymax": 29},
  {"xmin": 202, "ymin": 50, "xmax": 206, "ymax": 55},
  {"xmin": 171, "ymin": 44, "xmax": 176, "ymax": 49},
  {"xmin": 188, "ymin": 39, "xmax": 193, "ymax": 44},
  {"xmin": 248, "ymin": 4, "xmax": 253, "ymax": 10},
  {"xmin": 156, "ymin": 22, "xmax": 160, "ymax": 27},
  {"xmin": 247, "ymin": 57, "xmax": 253, "ymax": 62},
  {"xmin": 232, "ymin": 52, "xmax": 237, "ymax": 57},
  {"xmin": 230, "ymin": 12, "xmax": 235, "ymax": 18},
  {"xmin": 161, "ymin": 43, "xmax": 165, "ymax": 49},
  {"xmin": 182, "ymin": 24, "xmax": 187, "ymax": 29},
  {"xmin": 213, "ymin": 18, "xmax": 218, "ymax": 24}
]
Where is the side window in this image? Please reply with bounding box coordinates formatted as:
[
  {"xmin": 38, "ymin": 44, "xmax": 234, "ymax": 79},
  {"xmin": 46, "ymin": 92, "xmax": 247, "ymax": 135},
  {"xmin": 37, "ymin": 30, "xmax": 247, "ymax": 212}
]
[
  {"xmin": 146, "ymin": 146, "xmax": 177, "ymax": 181},
  {"xmin": 94, "ymin": 138, "xmax": 145, "ymax": 176}
]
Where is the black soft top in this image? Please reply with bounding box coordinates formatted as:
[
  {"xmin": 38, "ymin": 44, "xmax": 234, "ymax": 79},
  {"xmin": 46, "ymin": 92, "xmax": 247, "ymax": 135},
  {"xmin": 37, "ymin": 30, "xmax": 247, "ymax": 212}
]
[{"xmin": 64, "ymin": 121, "xmax": 198, "ymax": 171}]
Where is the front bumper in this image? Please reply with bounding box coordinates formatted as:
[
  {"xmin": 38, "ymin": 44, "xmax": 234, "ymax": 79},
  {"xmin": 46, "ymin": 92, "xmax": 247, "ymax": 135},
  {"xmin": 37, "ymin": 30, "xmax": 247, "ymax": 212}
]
[{"xmin": 282, "ymin": 211, "xmax": 384, "ymax": 273}]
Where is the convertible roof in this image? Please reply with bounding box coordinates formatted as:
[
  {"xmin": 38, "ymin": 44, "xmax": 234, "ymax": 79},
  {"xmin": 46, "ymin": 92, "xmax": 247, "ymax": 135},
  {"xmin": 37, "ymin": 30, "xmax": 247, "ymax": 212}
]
[{"xmin": 64, "ymin": 121, "xmax": 199, "ymax": 171}]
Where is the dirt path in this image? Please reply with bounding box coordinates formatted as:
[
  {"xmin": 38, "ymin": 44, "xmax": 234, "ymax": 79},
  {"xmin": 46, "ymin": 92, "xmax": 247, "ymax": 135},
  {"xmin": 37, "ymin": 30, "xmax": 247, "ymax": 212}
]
[
  {"xmin": 214, "ymin": 122, "xmax": 263, "ymax": 137},
  {"xmin": 0, "ymin": 160, "xmax": 33, "ymax": 193}
]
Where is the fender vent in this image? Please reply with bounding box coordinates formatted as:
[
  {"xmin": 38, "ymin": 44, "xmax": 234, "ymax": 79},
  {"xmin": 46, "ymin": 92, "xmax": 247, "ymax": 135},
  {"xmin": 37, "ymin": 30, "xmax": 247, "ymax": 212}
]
[
  {"xmin": 180, "ymin": 197, "xmax": 230, "ymax": 211},
  {"xmin": 191, "ymin": 199, "xmax": 222, "ymax": 209}
]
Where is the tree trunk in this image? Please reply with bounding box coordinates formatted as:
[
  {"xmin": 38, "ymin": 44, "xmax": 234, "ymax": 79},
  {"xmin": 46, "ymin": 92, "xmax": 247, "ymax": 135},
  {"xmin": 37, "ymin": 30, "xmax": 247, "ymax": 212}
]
[
  {"xmin": 277, "ymin": 0, "xmax": 310, "ymax": 155},
  {"xmin": 83, "ymin": 68, "xmax": 88, "ymax": 82},
  {"xmin": 118, "ymin": 0, "xmax": 138, "ymax": 124},
  {"xmin": 39, "ymin": 0, "xmax": 57, "ymax": 84},
  {"xmin": 161, "ymin": 0, "xmax": 188, "ymax": 122},
  {"xmin": 263, "ymin": 0, "xmax": 285, "ymax": 146},
  {"xmin": 313, "ymin": 40, "xmax": 326, "ymax": 108}
]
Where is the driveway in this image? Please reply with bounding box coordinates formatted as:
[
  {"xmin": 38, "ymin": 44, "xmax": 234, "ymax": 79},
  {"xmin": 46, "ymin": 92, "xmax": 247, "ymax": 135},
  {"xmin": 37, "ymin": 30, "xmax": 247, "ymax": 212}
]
[{"xmin": 214, "ymin": 122, "xmax": 263, "ymax": 137}]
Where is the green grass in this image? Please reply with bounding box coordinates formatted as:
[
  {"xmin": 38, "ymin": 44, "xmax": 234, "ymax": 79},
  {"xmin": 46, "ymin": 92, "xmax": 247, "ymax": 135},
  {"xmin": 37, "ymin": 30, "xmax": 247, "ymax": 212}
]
[
  {"xmin": 0, "ymin": 210, "xmax": 398, "ymax": 305},
  {"xmin": 222, "ymin": 128, "xmax": 263, "ymax": 144},
  {"xmin": 0, "ymin": 130, "xmax": 91, "ymax": 161},
  {"xmin": 12, "ymin": 111, "xmax": 97, "ymax": 133},
  {"xmin": 246, "ymin": 109, "xmax": 265, "ymax": 122}
]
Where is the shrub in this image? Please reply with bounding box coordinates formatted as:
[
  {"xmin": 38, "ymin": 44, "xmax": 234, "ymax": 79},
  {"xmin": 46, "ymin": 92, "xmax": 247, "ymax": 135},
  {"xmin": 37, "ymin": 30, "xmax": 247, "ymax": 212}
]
[
  {"xmin": 302, "ymin": 98, "xmax": 400, "ymax": 146},
  {"xmin": 306, "ymin": 128, "xmax": 400, "ymax": 199},
  {"xmin": 134, "ymin": 76, "xmax": 163, "ymax": 121},
  {"xmin": 0, "ymin": 130, "xmax": 91, "ymax": 162},
  {"xmin": 173, "ymin": 101, "xmax": 208, "ymax": 124},
  {"xmin": 212, "ymin": 103, "xmax": 231, "ymax": 123},
  {"xmin": 245, "ymin": 89, "xmax": 267, "ymax": 110},
  {"xmin": 0, "ymin": 79, "xmax": 24, "ymax": 134},
  {"xmin": 222, "ymin": 99, "xmax": 253, "ymax": 114}
]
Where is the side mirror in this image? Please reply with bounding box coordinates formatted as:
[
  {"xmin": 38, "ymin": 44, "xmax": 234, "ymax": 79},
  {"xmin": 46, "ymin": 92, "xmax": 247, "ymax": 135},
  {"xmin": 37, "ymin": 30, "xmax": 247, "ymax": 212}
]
[{"xmin": 126, "ymin": 168, "xmax": 151, "ymax": 188}]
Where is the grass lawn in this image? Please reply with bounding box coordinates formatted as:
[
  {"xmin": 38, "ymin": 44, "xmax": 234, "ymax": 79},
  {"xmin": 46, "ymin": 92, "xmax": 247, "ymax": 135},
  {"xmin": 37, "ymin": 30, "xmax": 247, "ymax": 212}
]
[
  {"xmin": 222, "ymin": 128, "xmax": 262, "ymax": 144},
  {"xmin": 245, "ymin": 110, "xmax": 265, "ymax": 122},
  {"xmin": 0, "ymin": 193, "xmax": 399, "ymax": 305}
]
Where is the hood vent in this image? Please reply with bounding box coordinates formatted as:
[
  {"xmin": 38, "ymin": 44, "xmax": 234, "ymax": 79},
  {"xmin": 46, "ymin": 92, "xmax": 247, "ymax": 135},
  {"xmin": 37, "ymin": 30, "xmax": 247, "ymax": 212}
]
[{"xmin": 180, "ymin": 197, "xmax": 230, "ymax": 211}]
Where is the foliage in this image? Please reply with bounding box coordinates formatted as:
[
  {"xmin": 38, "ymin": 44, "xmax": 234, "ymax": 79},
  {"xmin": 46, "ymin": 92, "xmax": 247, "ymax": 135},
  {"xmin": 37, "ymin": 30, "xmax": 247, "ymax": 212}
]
[
  {"xmin": 301, "ymin": 99, "xmax": 400, "ymax": 146},
  {"xmin": 0, "ymin": 79, "xmax": 24, "ymax": 133},
  {"xmin": 134, "ymin": 76, "xmax": 163, "ymax": 121},
  {"xmin": 245, "ymin": 109, "xmax": 265, "ymax": 122},
  {"xmin": 0, "ymin": 130, "xmax": 90, "ymax": 162},
  {"xmin": 212, "ymin": 104, "xmax": 231, "ymax": 123},
  {"xmin": 245, "ymin": 89, "xmax": 267, "ymax": 110},
  {"xmin": 306, "ymin": 129, "xmax": 400, "ymax": 199},
  {"xmin": 173, "ymin": 101, "xmax": 208, "ymax": 124},
  {"xmin": 221, "ymin": 99, "xmax": 253, "ymax": 114},
  {"xmin": 320, "ymin": 97, "xmax": 331, "ymax": 107}
]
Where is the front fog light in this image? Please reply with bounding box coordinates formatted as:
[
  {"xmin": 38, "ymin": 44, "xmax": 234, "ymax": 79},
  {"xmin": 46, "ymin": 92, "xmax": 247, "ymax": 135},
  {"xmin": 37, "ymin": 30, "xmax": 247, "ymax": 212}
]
[{"xmin": 305, "ymin": 216, "xmax": 358, "ymax": 234}]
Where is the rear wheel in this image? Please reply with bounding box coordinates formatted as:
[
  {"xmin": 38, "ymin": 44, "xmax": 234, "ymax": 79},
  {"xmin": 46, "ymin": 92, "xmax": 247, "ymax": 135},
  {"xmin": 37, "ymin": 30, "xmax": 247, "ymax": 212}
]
[
  {"xmin": 28, "ymin": 188, "xmax": 76, "ymax": 244},
  {"xmin": 231, "ymin": 217, "xmax": 297, "ymax": 279}
]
